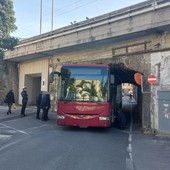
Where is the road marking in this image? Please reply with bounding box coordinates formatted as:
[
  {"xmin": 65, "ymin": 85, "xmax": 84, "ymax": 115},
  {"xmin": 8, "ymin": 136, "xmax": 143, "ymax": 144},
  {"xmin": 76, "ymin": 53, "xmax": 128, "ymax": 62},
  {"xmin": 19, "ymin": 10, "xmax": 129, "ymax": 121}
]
[
  {"xmin": 26, "ymin": 124, "xmax": 48, "ymax": 133},
  {"xmin": 126, "ymin": 102, "xmax": 134, "ymax": 170},
  {"xmin": 128, "ymin": 134, "xmax": 132, "ymax": 142},
  {"xmin": 0, "ymin": 123, "xmax": 29, "ymax": 135},
  {"xmin": 0, "ymin": 139, "xmax": 24, "ymax": 152},
  {"xmin": 126, "ymin": 158, "xmax": 134, "ymax": 170},
  {"xmin": 0, "ymin": 134, "xmax": 12, "ymax": 140}
]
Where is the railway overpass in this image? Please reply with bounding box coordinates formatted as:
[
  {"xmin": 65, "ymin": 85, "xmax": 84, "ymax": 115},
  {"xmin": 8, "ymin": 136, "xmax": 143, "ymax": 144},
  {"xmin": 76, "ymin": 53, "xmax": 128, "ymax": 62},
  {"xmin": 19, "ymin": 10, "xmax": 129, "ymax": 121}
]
[{"xmin": 4, "ymin": 0, "xmax": 170, "ymax": 62}]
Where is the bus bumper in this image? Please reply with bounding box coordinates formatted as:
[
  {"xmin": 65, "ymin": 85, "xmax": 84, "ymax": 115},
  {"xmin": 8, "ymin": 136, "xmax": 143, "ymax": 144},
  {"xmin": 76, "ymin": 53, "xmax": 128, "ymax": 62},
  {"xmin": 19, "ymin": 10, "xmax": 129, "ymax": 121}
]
[{"xmin": 56, "ymin": 114, "xmax": 110, "ymax": 127}]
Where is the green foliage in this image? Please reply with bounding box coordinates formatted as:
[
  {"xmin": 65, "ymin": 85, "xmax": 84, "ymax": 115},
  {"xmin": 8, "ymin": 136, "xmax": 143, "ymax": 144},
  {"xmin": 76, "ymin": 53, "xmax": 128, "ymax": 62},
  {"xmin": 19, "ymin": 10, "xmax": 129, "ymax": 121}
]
[{"xmin": 0, "ymin": 0, "xmax": 18, "ymax": 58}]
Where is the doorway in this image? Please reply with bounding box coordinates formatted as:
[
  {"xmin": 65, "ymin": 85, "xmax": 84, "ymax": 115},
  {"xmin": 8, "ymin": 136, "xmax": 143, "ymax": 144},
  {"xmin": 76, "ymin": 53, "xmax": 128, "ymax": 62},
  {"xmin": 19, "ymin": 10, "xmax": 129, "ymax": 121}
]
[{"xmin": 25, "ymin": 74, "xmax": 41, "ymax": 105}]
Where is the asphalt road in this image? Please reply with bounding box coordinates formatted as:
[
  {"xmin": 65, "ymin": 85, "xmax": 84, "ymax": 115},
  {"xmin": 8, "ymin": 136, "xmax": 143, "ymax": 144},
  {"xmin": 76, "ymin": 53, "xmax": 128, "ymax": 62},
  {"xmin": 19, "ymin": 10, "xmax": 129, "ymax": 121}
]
[
  {"xmin": 0, "ymin": 102, "xmax": 169, "ymax": 170},
  {"xmin": 0, "ymin": 114, "xmax": 128, "ymax": 170}
]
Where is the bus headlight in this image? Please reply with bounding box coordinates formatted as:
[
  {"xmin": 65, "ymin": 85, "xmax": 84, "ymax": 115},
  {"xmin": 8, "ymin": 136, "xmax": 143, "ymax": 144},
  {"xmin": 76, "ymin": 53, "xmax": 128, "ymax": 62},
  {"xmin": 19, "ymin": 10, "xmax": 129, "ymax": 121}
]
[
  {"xmin": 57, "ymin": 115, "xmax": 65, "ymax": 119},
  {"xmin": 99, "ymin": 116, "xmax": 109, "ymax": 121}
]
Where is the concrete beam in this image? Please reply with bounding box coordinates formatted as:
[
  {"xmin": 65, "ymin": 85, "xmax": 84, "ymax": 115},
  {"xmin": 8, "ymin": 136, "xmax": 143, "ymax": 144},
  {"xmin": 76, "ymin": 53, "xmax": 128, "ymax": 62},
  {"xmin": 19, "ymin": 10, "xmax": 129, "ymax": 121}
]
[{"xmin": 4, "ymin": 0, "xmax": 170, "ymax": 62}]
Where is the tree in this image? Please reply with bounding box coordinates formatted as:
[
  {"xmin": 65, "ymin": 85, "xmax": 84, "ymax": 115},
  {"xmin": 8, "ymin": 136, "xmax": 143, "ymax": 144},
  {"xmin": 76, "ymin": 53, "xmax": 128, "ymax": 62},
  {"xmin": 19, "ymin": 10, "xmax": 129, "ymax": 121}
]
[{"xmin": 0, "ymin": 0, "xmax": 18, "ymax": 58}]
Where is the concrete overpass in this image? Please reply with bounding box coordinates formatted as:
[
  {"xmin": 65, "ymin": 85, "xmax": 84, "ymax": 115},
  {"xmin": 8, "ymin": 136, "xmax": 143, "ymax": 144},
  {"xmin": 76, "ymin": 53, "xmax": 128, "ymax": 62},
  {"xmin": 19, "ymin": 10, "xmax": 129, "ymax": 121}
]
[
  {"xmin": 4, "ymin": 0, "xmax": 170, "ymax": 134},
  {"xmin": 4, "ymin": 0, "xmax": 170, "ymax": 62}
]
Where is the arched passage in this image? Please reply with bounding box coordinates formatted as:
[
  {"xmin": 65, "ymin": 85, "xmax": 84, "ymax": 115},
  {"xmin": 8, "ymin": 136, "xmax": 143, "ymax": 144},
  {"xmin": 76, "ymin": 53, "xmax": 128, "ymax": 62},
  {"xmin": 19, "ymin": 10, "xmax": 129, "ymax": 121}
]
[{"xmin": 109, "ymin": 63, "xmax": 142, "ymax": 129}]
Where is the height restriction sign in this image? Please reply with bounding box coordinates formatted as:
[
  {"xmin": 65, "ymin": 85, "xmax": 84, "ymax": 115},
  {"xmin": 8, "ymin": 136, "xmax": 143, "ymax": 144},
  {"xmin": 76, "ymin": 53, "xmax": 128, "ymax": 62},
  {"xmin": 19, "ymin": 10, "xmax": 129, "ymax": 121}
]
[{"xmin": 148, "ymin": 75, "xmax": 157, "ymax": 84}]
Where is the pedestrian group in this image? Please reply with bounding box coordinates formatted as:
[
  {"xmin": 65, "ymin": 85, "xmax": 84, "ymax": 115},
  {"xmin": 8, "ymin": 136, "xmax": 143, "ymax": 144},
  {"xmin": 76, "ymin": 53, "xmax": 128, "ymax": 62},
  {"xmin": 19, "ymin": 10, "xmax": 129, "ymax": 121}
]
[
  {"xmin": 36, "ymin": 92, "xmax": 50, "ymax": 121},
  {"xmin": 4, "ymin": 86, "xmax": 51, "ymax": 121}
]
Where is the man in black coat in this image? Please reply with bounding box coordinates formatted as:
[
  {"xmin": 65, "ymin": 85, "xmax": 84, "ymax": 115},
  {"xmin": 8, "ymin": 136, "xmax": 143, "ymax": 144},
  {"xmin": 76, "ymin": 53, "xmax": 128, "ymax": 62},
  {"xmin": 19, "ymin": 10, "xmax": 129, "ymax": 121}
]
[
  {"xmin": 36, "ymin": 92, "xmax": 42, "ymax": 119},
  {"xmin": 5, "ymin": 89, "xmax": 15, "ymax": 114},
  {"xmin": 40, "ymin": 92, "xmax": 50, "ymax": 121},
  {"xmin": 20, "ymin": 86, "xmax": 28, "ymax": 117}
]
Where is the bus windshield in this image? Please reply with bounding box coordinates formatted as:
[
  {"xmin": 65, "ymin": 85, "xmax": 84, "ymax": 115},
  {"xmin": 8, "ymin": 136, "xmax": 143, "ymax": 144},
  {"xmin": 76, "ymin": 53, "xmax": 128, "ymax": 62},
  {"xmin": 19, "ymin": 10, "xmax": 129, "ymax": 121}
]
[{"xmin": 58, "ymin": 66, "xmax": 109, "ymax": 102}]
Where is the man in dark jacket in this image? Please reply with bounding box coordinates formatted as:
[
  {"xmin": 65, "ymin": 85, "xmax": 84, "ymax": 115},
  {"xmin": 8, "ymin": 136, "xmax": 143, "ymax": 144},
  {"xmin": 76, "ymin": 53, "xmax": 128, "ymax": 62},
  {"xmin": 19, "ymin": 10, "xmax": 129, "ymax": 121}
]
[
  {"xmin": 40, "ymin": 92, "xmax": 50, "ymax": 121},
  {"xmin": 36, "ymin": 92, "xmax": 42, "ymax": 119},
  {"xmin": 21, "ymin": 86, "xmax": 28, "ymax": 117},
  {"xmin": 5, "ymin": 89, "xmax": 15, "ymax": 115}
]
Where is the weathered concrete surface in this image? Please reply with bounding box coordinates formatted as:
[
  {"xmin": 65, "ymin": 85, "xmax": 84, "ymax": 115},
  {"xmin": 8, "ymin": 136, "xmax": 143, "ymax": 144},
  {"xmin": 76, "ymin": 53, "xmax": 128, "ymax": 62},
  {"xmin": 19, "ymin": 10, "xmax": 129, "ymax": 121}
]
[
  {"xmin": 0, "ymin": 59, "xmax": 18, "ymax": 104},
  {"xmin": 151, "ymin": 52, "xmax": 170, "ymax": 133}
]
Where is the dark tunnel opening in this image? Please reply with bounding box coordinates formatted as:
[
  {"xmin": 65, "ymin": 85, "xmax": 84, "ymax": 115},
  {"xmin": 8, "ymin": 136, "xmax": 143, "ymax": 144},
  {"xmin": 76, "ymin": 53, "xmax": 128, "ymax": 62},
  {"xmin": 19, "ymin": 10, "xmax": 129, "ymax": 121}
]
[{"xmin": 109, "ymin": 63, "xmax": 142, "ymax": 130}]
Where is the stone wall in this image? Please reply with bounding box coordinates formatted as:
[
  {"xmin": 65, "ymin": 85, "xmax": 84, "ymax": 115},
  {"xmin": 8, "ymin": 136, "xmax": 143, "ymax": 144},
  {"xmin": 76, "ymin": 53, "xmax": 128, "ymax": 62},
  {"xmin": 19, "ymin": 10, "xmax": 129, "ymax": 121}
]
[
  {"xmin": 151, "ymin": 52, "xmax": 170, "ymax": 133},
  {"xmin": 0, "ymin": 59, "xmax": 18, "ymax": 105}
]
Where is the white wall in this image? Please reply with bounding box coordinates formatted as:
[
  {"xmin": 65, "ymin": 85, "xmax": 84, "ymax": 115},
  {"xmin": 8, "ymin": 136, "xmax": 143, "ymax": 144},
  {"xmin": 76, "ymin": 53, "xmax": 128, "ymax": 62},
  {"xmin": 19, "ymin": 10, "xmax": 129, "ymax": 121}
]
[{"xmin": 19, "ymin": 59, "xmax": 49, "ymax": 104}]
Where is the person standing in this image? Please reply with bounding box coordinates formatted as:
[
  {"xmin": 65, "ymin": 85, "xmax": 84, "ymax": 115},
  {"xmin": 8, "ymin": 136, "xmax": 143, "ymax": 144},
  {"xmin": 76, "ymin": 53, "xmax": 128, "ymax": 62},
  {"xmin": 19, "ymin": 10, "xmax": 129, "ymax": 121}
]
[
  {"xmin": 5, "ymin": 89, "xmax": 15, "ymax": 115},
  {"xmin": 128, "ymin": 89, "xmax": 133, "ymax": 100},
  {"xmin": 36, "ymin": 92, "xmax": 42, "ymax": 119},
  {"xmin": 40, "ymin": 92, "xmax": 50, "ymax": 121},
  {"xmin": 21, "ymin": 86, "xmax": 28, "ymax": 117}
]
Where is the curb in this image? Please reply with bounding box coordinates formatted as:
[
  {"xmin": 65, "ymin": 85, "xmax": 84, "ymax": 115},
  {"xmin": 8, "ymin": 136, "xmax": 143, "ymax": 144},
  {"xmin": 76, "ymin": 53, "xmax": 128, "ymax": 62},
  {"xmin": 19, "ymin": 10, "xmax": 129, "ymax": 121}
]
[{"xmin": 0, "ymin": 112, "xmax": 36, "ymax": 123}]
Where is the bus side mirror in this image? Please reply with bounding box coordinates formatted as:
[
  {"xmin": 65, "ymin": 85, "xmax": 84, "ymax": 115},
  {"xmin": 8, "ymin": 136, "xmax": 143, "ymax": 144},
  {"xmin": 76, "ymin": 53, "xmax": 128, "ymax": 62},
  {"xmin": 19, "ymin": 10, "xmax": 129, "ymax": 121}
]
[
  {"xmin": 110, "ymin": 75, "xmax": 115, "ymax": 84},
  {"xmin": 49, "ymin": 71, "xmax": 61, "ymax": 83}
]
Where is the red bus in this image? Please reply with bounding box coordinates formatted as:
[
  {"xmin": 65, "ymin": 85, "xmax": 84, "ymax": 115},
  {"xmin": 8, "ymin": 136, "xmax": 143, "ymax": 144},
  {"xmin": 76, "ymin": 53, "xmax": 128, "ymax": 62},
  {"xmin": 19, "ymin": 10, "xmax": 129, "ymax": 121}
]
[{"xmin": 54, "ymin": 64, "xmax": 121, "ymax": 128}]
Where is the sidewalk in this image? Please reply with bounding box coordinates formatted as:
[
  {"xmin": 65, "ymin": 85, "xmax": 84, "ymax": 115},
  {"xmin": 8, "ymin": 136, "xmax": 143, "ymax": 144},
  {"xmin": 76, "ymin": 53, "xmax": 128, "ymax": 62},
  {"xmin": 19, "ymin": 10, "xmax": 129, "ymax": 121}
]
[
  {"xmin": 0, "ymin": 105, "xmax": 35, "ymax": 121},
  {"xmin": 0, "ymin": 105, "xmax": 56, "ymax": 122}
]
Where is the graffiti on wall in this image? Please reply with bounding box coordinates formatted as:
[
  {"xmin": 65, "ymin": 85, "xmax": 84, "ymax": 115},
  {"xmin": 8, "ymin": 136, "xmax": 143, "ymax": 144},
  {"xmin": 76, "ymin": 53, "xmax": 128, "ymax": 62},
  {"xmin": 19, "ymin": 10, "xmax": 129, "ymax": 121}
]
[
  {"xmin": 163, "ymin": 103, "xmax": 170, "ymax": 119},
  {"xmin": 158, "ymin": 91, "xmax": 170, "ymax": 132}
]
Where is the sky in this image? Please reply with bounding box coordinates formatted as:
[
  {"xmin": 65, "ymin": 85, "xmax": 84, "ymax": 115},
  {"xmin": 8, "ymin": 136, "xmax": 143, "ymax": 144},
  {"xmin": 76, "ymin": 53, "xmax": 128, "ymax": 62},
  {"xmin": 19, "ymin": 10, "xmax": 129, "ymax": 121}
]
[{"xmin": 12, "ymin": 0, "xmax": 146, "ymax": 39}]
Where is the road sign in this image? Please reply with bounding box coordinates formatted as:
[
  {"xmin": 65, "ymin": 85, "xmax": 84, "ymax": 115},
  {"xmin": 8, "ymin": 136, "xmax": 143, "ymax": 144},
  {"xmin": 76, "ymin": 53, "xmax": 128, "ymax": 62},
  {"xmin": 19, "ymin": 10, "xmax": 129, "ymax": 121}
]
[
  {"xmin": 134, "ymin": 72, "xmax": 142, "ymax": 85},
  {"xmin": 148, "ymin": 75, "xmax": 157, "ymax": 84}
]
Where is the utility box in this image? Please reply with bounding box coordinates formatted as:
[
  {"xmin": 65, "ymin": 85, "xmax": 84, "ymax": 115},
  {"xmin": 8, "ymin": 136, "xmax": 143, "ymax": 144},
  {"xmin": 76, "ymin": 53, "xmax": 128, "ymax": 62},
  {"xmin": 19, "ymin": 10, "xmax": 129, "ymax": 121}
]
[{"xmin": 158, "ymin": 91, "xmax": 170, "ymax": 132}]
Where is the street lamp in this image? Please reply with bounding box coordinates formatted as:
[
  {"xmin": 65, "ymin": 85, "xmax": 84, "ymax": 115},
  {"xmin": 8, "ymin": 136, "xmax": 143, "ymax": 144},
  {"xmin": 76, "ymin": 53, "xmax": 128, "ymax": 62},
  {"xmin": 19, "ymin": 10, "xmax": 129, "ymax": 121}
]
[
  {"xmin": 40, "ymin": 0, "xmax": 43, "ymax": 34},
  {"xmin": 51, "ymin": 0, "xmax": 54, "ymax": 31}
]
